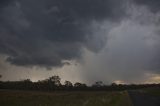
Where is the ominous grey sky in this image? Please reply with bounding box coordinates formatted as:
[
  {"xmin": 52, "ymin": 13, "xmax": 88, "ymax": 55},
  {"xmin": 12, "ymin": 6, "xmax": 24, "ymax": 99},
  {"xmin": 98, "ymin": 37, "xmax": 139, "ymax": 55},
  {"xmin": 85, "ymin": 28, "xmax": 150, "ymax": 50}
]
[{"xmin": 0, "ymin": 0, "xmax": 160, "ymax": 84}]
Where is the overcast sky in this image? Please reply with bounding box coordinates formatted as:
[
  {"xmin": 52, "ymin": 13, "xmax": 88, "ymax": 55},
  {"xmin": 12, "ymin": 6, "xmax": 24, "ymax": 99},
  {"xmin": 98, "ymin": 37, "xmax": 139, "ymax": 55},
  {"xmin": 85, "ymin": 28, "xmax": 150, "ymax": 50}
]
[{"xmin": 0, "ymin": 0, "xmax": 160, "ymax": 85}]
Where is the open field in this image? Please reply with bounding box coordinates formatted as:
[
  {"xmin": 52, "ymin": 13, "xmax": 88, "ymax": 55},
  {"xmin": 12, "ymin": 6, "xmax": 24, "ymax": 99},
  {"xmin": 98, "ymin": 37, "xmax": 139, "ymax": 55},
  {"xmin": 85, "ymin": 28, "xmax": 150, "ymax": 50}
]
[
  {"xmin": 129, "ymin": 91, "xmax": 160, "ymax": 106},
  {"xmin": 142, "ymin": 87, "xmax": 160, "ymax": 96},
  {"xmin": 128, "ymin": 88, "xmax": 160, "ymax": 106},
  {"xmin": 0, "ymin": 90, "xmax": 132, "ymax": 106}
]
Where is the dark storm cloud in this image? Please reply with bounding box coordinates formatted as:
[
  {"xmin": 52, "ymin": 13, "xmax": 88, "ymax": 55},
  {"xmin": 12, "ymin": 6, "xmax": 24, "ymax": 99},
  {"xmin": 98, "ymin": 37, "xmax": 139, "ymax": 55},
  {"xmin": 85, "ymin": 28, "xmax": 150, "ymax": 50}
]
[
  {"xmin": 0, "ymin": 0, "xmax": 126, "ymax": 68},
  {"xmin": 133, "ymin": 0, "xmax": 160, "ymax": 72},
  {"xmin": 133, "ymin": 0, "xmax": 160, "ymax": 13},
  {"xmin": 0, "ymin": 0, "xmax": 11, "ymax": 7}
]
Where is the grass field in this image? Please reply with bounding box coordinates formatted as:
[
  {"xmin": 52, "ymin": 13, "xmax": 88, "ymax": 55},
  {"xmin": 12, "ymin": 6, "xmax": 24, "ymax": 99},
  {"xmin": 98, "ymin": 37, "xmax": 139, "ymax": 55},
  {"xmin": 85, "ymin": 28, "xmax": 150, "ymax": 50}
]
[
  {"xmin": 142, "ymin": 87, "xmax": 160, "ymax": 96},
  {"xmin": 0, "ymin": 90, "xmax": 132, "ymax": 106}
]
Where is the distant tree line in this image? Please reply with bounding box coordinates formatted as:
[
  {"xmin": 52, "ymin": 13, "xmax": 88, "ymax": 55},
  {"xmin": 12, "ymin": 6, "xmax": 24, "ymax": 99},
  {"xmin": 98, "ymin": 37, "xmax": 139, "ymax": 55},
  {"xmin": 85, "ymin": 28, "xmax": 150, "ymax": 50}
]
[{"xmin": 0, "ymin": 75, "xmax": 160, "ymax": 91}]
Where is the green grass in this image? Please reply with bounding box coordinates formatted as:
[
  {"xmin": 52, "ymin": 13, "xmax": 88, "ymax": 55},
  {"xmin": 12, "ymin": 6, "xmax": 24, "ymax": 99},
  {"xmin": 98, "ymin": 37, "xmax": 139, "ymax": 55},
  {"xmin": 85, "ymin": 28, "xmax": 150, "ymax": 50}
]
[
  {"xmin": 0, "ymin": 90, "xmax": 132, "ymax": 106},
  {"xmin": 142, "ymin": 87, "xmax": 160, "ymax": 96}
]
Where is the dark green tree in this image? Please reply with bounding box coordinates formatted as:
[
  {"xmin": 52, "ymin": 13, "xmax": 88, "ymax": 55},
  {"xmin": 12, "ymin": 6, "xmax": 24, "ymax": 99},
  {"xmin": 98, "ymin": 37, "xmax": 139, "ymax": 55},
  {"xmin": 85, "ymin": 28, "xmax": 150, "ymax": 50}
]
[
  {"xmin": 92, "ymin": 81, "xmax": 104, "ymax": 87},
  {"xmin": 64, "ymin": 81, "xmax": 73, "ymax": 87},
  {"xmin": 49, "ymin": 76, "xmax": 61, "ymax": 86}
]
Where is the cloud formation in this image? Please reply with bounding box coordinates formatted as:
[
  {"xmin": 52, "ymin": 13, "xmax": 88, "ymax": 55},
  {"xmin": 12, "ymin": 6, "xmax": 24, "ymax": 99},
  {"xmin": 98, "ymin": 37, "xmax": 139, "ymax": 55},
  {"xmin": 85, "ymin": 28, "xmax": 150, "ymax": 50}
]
[
  {"xmin": 77, "ymin": 1, "xmax": 160, "ymax": 84},
  {"xmin": 133, "ymin": 0, "xmax": 160, "ymax": 12},
  {"xmin": 0, "ymin": 0, "xmax": 125, "ymax": 68},
  {"xmin": 0, "ymin": 0, "xmax": 160, "ymax": 84}
]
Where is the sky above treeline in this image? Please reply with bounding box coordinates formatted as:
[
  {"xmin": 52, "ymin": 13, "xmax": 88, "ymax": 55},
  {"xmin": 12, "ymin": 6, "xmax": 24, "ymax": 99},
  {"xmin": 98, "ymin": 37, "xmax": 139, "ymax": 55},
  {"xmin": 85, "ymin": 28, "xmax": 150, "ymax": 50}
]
[{"xmin": 0, "ymin": 0, "xmax": 160, "ymax": 84}]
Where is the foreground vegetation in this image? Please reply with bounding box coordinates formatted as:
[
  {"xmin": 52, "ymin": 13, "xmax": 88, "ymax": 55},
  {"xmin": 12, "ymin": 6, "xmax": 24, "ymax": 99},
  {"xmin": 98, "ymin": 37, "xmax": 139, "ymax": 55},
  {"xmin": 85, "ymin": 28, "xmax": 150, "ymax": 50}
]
[
  {"xmin": 0, "ymin": 75, "xmax": 160, "ymax": 91},
  {"xmin": 141, "ymin": 87, "xmax": 160, "ymax": 96},
  {"xmin": 0, "ymin": 90, "xmax": 132, "ymax": 106},
  {"xmin": 1, "ymin": 75, "xmax": 160, "ymax": 106}
]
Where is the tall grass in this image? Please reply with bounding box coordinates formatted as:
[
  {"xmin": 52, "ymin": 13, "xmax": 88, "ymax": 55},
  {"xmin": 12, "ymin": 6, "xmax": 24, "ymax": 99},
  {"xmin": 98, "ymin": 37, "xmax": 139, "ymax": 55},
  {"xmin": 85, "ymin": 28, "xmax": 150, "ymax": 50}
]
[{"xmin": 0, "ymin": 90, "xmax": 132, "ymax": 106}]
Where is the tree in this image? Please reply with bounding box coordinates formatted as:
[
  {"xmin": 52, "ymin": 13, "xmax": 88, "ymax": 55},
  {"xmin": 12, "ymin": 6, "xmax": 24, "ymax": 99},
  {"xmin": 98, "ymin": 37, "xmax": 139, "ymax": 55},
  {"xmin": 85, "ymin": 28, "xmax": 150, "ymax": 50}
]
[
  {"xmin": 111, "ymin": 83, "xmax": 117, "ymax": 86},
  {"xmin": 74, "ymin": 82, "xmax": 87, "ymax": 90},
  {"xmin": 49, "ymin": 76, "xmax": 61, "ymax": 86},
  {"xmin": 92, "ymin": 81, "xmax": 104, "ymax": 87},
  {"xmin": 64, "ymin": 81, "xmax": 73, "ymax": 87}
]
